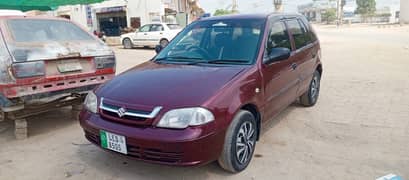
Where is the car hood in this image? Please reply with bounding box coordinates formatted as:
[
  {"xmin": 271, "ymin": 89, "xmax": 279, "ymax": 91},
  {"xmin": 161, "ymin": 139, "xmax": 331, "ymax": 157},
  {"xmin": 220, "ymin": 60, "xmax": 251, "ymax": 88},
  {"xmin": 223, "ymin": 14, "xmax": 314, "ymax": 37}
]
[{"xmin": 96, "ymin": 61, "xmax": 246, "ymax": 109}]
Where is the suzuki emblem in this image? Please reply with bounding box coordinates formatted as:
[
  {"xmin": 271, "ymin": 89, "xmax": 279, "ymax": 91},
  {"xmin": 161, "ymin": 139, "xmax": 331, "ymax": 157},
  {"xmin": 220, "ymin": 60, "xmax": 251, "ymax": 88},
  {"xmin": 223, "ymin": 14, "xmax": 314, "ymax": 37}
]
[{"xmin": 117, "ymin": 107, "xmax": 127, "ymax": 117}]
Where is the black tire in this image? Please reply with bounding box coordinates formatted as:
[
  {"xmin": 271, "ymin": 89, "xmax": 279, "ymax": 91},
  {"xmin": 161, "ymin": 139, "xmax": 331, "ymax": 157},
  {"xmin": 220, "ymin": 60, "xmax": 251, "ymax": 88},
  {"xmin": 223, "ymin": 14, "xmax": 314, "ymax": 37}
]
[
  {"xmin": 300, "ymin": 70, "xmax": 321, "ymax": 107},
  {"xmin": 218, "ymin": 110, "xmax": 257, "ymax": 173},
  {"xmin": 123, "ymin": 38, "xmax": 133, "ymax": 49},
  {"xmin": 159, "ymin": 39, "xmax": 169, "ymax": 47}
]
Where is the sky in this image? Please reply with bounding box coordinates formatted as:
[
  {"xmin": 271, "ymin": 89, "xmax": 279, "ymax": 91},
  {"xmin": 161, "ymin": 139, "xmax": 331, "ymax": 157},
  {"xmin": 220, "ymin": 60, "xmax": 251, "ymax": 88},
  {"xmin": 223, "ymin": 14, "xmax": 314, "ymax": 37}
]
[{"xmin": 199, "ymin": 0, "xmax": 401, "ymax": 15}]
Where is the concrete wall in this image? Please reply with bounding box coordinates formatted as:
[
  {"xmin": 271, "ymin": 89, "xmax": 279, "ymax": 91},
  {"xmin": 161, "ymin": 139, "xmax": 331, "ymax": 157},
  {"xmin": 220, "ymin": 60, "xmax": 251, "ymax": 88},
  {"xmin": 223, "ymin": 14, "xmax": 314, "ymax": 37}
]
[
  {"xmin": 127, "ymin": 0, "xmax": 164, "ymax": 26},
  {"xmin": 54, "ymin": 0, "xmax": 166, "ymax": 32},
  {"xmin": 401, "ymin": 0, "xmax": 409, "ymax": 23},
  {"xmin": 70, "ymin": 5, "xmax": 88, "ymax": 30}
]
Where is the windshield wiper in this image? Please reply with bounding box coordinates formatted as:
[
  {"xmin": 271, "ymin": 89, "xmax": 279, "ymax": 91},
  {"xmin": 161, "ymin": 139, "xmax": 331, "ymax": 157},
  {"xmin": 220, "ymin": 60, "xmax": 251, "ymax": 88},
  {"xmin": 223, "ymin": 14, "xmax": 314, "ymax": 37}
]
[
  {"xmin": 205, "ymin": 59, "xmax": 249, "ymax": 64},
  {"xmin": 155, "ymin": 56, "xmax": 203, "ymax": 61},
  {"xmin": 154, "ymin": 56, "xmax": 204, "ymax": 64}
]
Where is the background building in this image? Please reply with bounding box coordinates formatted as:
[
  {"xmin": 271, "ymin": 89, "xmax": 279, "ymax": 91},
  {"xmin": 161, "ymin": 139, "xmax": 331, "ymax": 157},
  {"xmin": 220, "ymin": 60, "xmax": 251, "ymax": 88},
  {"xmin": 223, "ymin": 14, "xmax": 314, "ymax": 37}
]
[
  {"xmin": 53, "ymin": 0, "xmax": 204, "ymax": 36},
  {"xmin": 401, "ymin": 0, "xmax": 409, "ymax": 23},
  {"xmin": 298, "ymin": 0, "xmax": 337, "ymax": 23}
]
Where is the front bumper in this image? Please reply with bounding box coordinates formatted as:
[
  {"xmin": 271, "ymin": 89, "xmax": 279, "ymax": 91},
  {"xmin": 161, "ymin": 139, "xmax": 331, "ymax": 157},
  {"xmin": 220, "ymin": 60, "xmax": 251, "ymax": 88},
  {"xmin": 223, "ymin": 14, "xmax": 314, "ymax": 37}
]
[{"xmin": 79, "ymin": 111, "xmax": 225, "ymax": 166}]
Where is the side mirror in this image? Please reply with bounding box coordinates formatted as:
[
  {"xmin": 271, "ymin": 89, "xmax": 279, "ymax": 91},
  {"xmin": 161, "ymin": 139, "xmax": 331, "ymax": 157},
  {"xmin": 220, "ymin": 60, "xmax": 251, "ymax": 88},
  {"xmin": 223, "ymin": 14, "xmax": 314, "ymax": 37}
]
[
  {"xmin": 135, "ymin": 29, "xmax": 139, "ymax": 33},
  {"xmin": 263, "ymin": 48, "xmax": 291, "ymax": 64},
  {"xmin": 155, "ymin": 45, "xmax": 163, "ymax": 54}
]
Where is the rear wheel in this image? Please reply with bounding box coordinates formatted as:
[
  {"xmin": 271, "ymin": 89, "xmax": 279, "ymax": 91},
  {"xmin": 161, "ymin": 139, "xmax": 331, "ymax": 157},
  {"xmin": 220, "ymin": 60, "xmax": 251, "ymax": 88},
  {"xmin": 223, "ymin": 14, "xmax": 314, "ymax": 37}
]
[
  {"xmin": 123, "ymin": 38, "xmax": 133, "ymax": 49},
  {"xmin": 218, "ymin": 110, "xmax": 257, "ymax": 173},
  {"xmin": 159, "ymin": 39, "xmax": 169, "ymax": 47},
  {"xmin": 300, "ymin": 70, "xmax": 321, "ymax": 107}
]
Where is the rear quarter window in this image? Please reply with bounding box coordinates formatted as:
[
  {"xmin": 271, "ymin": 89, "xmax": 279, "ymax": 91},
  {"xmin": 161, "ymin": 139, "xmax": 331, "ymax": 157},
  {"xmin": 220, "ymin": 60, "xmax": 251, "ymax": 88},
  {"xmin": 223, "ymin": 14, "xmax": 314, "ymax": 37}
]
[
  {"xmin": 7, "ymin": 19, "xmax": 94, "ymax": 42},
  {"xmin": 167, "ymin": 24, "xmax": 181, "ymax": 30}
]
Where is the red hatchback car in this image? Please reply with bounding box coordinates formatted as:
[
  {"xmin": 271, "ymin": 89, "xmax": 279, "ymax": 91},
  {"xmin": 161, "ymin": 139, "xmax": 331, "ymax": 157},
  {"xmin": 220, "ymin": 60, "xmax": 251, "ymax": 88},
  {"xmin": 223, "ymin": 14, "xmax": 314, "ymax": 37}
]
[{"xmin": 80, "ymin": 13, "xmax": 322, "ymax": 172}]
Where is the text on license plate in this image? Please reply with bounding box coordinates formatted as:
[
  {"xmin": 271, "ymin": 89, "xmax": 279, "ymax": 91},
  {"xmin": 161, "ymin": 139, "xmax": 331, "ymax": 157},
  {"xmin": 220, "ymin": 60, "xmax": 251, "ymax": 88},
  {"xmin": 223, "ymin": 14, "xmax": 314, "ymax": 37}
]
[
  {"xmin": 57, "ymin": 60, "xmax": 82, "ymax": 73},
  {"xmin": 100, "ymin": 130, "xmax": 127, "ymax": 154}
]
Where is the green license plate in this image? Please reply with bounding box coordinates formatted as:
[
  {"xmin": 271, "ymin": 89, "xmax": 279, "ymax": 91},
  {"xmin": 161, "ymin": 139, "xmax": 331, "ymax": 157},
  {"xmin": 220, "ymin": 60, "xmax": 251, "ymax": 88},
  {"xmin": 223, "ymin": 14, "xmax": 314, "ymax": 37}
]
[{"xmin": 100, "ymin": 130, "xmax": 127, "ymax": 154}]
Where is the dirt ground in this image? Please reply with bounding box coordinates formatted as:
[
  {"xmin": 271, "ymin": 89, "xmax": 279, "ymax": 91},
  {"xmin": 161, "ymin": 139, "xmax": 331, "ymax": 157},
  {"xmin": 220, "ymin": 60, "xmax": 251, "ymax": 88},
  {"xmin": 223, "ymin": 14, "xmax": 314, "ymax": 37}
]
[{"xmin": 0, "ymin": 25, "xmax": 409, "ymax": 180}]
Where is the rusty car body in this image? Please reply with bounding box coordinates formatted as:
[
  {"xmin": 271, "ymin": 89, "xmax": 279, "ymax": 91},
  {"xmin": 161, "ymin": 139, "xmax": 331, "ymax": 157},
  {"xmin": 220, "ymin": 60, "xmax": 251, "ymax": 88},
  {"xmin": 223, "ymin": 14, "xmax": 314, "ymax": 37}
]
[{"xmin": 0, "ymin": 15, "xmax": 116, "ymax": 139}]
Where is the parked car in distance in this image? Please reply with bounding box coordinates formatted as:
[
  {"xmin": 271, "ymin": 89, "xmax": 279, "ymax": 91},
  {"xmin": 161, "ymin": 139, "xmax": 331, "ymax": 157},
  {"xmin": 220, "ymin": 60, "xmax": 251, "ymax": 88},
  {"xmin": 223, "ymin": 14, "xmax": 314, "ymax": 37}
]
[
  {"xmin": 120, "ymin": 23, "xmax": 182, "ymax": 49},
  {"xmin": 80, "ymin": 13, "xmax": 322, "ymax": 172},
  {"xmin": 0, "ymin": 15, "xmax": 116, "ymax": 139}
]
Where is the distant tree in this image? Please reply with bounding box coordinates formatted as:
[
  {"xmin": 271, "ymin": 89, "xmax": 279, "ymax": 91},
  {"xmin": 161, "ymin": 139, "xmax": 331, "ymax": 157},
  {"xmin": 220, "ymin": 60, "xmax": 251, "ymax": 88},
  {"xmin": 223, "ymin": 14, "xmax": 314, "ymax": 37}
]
[
  {"xmin": 322, "ymin": 8, "xmax": 337, "ymax": 24},
  {"xmin": 355, "ymin": 0, "xmax": 376, "ymax": 22},
  {"xmin": 213, "ymin": 9, "xmax": 232, "ymax": 16},
  {"xmin": 214, "ymin": 9, "xmax": 235, "ymax": 16},
  {"xmin": 315, "ymin": 0, "xmax": 347, "ymax": 24}
]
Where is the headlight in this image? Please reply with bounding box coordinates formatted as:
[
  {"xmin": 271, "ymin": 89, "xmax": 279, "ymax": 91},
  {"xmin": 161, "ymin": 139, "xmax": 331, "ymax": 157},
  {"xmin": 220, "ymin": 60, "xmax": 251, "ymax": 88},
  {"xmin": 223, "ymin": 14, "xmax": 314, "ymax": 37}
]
[
  {"xmin": 84, "ymin": 91, "xmax": 98, "ymax": 113},
  {"xmin": 157, "ymin": 107, "xmax": 214, "ymax": 129}
]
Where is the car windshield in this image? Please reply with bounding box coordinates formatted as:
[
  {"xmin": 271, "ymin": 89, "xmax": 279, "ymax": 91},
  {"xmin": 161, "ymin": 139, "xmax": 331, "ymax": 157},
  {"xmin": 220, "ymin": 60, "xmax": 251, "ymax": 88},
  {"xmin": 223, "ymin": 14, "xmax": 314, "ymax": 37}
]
[
  {"xmin": 7, "ymin": 19, "xmax": 95, "ymax": 42},
  {"xmin": 155, "ymin": 18, "xmax": 265, "ymax": 65}
]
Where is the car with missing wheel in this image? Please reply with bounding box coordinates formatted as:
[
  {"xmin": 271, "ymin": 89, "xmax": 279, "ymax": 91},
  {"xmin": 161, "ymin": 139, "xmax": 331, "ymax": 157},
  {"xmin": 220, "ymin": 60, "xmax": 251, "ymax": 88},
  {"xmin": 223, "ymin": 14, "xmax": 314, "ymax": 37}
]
[
  {"xmin": 80, "ymin": 13, "xmax": 322, "ymax": 172},
  {"xmin": 0, "ymin": 14, "xmax": 116, "ymax": 139},
  {"xmin": 120, "ymin": 23, "xmax": 182, "ymax": 49}
]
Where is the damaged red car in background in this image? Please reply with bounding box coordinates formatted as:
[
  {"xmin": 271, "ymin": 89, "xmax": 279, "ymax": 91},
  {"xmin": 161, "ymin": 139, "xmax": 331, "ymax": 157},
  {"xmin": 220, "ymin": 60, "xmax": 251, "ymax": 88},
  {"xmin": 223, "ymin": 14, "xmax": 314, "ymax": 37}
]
[{"xmin": 0, "ymin": 15, "xmax": 116, "ymax": 139}]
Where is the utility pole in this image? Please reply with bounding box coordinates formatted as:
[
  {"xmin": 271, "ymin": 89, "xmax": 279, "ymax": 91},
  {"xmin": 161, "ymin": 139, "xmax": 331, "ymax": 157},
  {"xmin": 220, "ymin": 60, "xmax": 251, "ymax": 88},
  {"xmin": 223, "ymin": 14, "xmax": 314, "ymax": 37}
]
[
  {"xmin": 232, "ymin": 0, "xmax": 238, "ymax": 12},
  {"xmin": 336, "ymin": 0, "xmax": 342, "ymax": 26},
  {"xmin": 273, "ymin": 0, "xmax": 283, "ymax": 12}
]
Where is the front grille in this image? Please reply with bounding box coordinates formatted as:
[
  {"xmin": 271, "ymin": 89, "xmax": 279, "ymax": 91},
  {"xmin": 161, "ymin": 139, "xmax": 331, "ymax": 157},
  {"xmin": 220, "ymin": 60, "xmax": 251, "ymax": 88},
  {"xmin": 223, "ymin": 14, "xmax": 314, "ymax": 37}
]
[
  {"xmin": 101, "ymin": 109, "xmax": 147, "ymax": 121},
  {"xmin": 85, "ymin": 131, "xmax": 99, "ymax": 145},
  {"xmin": 99, "ymin": 97, "xmax": 162, "ymax": 126},
  {"xmin": 84, "ymin": 130, "xmax": 183, "ymax": 163},
  {"xmin": 128, "ymin": 145, "xmax": 183, "ymax": 163}
]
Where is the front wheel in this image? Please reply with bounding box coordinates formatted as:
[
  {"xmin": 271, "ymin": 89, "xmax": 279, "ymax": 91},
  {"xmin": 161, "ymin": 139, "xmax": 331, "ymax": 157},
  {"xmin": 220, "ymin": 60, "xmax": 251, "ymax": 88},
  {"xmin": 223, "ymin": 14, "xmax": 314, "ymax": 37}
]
[
  {"xmin": 300, "ymin": 70, "xmax": 321, "ymax": 107},
  {"xmin": 123, "ymin": 38, "xmax": 133, "ymax": 49},
  {"xmin": 218, "ymin": 110, "xmax": 257, "ymax": 173}
]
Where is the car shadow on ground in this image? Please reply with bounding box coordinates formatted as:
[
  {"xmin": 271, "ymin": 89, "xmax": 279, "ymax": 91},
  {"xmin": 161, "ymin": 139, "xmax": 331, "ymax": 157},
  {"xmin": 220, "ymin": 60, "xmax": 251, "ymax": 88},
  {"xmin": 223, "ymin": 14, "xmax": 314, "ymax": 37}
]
[
  {"xmin": 261, "ymin": 102, "xmax": 300, "ymax": 137},
  {"xmin": 73, "ymin": 103, "xmax": 301, "ymax": 179},
  {"xmin": 0, "ymin": 107, "xmax": 77, "ymax": 142},
  {"xmin": 118, "ymin": 46, "xmax": 154, "ymax": 50},
  {"xmin": 75, "ymin": 143, "xmax": 231, "ymax": 179}
]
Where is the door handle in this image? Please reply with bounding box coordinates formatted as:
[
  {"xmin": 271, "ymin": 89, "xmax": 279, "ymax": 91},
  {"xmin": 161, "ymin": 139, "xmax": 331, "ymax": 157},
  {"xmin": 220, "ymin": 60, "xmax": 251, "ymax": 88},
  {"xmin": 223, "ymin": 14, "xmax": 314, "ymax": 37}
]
[
  {"xmin": 291, "ymin": 63, "xmax": 297, "ymax": 70},
  {"xmin": 144, "ymin": 33, "xmax": 148, "ymax": 35}
]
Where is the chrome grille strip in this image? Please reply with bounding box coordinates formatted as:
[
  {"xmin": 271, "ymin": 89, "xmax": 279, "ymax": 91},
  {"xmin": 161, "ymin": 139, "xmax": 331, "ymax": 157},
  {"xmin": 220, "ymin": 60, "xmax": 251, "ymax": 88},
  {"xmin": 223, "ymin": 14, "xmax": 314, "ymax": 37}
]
[{"xmin": 99, "ymin": 97, "xmax": 162, "ymax": 119}]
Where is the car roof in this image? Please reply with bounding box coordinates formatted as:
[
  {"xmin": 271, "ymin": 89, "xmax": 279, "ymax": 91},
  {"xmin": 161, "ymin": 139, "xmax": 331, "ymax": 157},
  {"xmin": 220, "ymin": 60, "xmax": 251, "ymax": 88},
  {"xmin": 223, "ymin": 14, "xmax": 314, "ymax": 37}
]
[
  {"xmin": 0, "ymin": 10, "xmax": 26, "ymax": 16},
  {"xmin": 144, "ymin": 23, "xmax": 178, "ymax": 25},
  {"xmin": 199, "ymin": 13, "xmax": 303, "ymax": 21}
]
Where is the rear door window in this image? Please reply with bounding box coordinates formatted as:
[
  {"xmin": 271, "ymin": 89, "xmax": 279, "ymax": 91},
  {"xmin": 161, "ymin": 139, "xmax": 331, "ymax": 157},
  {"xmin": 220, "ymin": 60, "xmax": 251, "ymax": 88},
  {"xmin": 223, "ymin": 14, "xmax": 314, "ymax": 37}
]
[
  {"xmin": 139, "ymin": 25, "xmax": 151, "ymax": 32},
  {"xmin": 286, "ymin": 19, "xmax": 312, "ymax": 49},
  {"xmin": 150, "ymin": 24, "xmax": 164, "ymax": 32}
]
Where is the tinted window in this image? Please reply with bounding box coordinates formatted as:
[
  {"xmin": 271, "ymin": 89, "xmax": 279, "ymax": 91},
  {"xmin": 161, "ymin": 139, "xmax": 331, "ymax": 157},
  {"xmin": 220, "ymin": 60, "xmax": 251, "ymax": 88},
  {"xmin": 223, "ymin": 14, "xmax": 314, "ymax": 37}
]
[
  {"xmin": 139, "ymin": 25, "xmax": 150, "ymax": 32},
  {"xmin": 300, "ymin": 19, "xmax": 317, "ymax": 42},
  {"xmin": 286, "ymin": 19, "xmax": 311, "ymax": 49},
  {"xmin": 265, "ymin": 21, "xmax": 292, "ymax": 56},
  {"xmin": 150, "ymin": 24, "xmax": 164, "ymax": 31},
  {"xmin": 7, "ymin": 19, "xmax": 94, "ymax": 42}
]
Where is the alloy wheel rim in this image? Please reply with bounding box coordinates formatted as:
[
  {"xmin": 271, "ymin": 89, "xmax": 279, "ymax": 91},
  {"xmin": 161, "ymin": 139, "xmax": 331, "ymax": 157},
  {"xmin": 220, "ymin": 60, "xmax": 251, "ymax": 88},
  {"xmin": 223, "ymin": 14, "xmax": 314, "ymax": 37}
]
[
  {"xmin": 124, "ymin": 40, "xmax": 131, "ymax": 48},
  {"xmin": 160, "ymin": 40, "xmax": 168, "ymax": 47},
  {"xmin": 236, "ymin": 121, "xmax": 255, "ymax": 164},
  {"xmin": 311, "ymin": 76, "xmax": 319, "ymax": 100}
]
